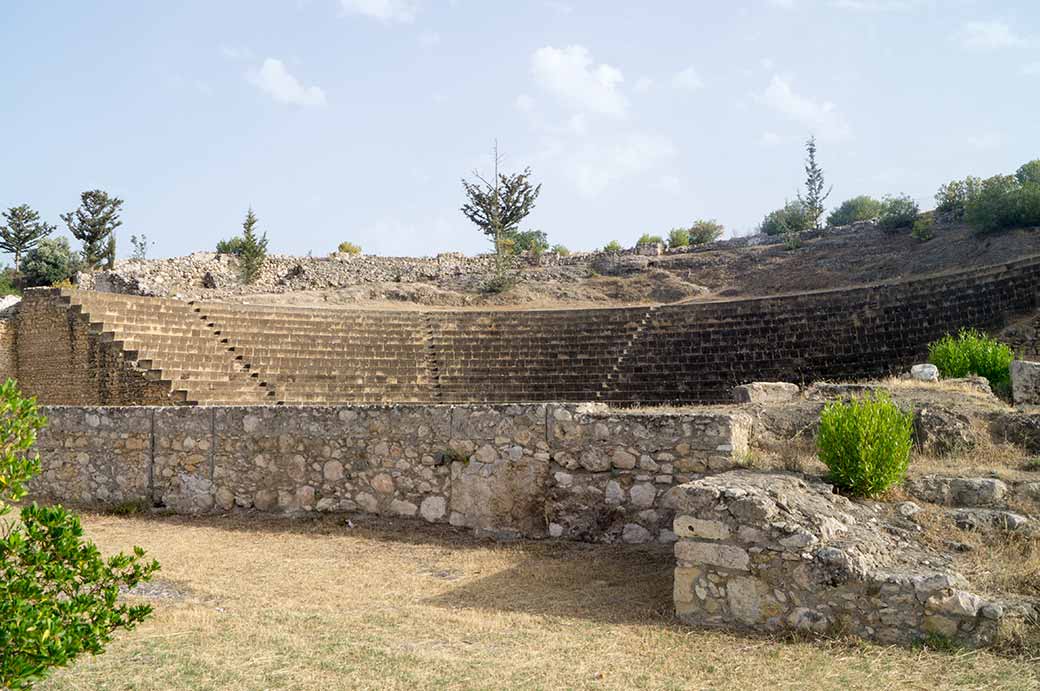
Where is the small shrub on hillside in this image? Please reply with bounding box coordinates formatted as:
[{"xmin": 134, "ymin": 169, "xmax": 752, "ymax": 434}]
[
  {"xmin": 216, "ymin": 237, "xmax": 246, "ymax": 255},
  {"xmin": 877, "ymin": 194, "xmax": 919, "ymax": 232},
  {"xmin": 19, "ymin": 237, "xmax": 81, "ymax": 288},
  {"xmin": 935, "ymin": 176, "xmax": 982, "ymax": 219},
  {"xmin": 550, "ymin": 244, "xmax": 570, "ymax": 257},
  {"xmin": 760, "ymin": 200, "xmax": 811, "ymax": 236},
  {"xmin": 826, "ymin": 195, "xmax": 884, "ymax": 227},
  {"xmin": 509, "ymin": 229, "xmax": 548, "ymax": 255},
  {"xmin": 0, "ymin": 379, "xmax": 160, "ymax": 690},
  {"xmin": 911, "ymin": 215, "xmax": 935, "ymax": 241},
  {"xmin": 928, "ymin": 329, "xmax": 1014, "ymax": 389},
  {"xmin": 0, "ymin": 266, "xmax": 19, "ymax": 297},
  {"xmin": 964, "ymin": 174, "xmax": 1040, "ymax": 234},
  {"xmin": 688, "ymin": 219, "xmax": 724, "ymax": 245},
  {"xmin": 482, "ymin": 273, "xmax": 515, "ymax": 294},
  {"xmin": 238, "ymin": 208, "xmax": 268, "ymax": 284},
  {"xmin": 667, "ymin": 227, "xmax": 690, "ymax": 248},
  {"xmin": 816, "ymin": 392, "xmax": 913, "ymax": 497},
  {"xmin": 636, "ymin": 233, "xmax": 663, "ymax": 246},
  {"xmin": 1016, "ymin": 159, "xmax": 1040, "ymax": 185},
  {"xmin": 603, "ymin": 240, "xmax": 622, "ymax": 252},
  {"xmin": 337, "ymin": 241, "xmax": 361, "ymax": 255}
]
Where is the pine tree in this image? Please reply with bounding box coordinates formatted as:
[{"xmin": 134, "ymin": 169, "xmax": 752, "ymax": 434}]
[
  {"xmin": 0, "ymin": 204, "xmax": 55, "ymax": 268},
  {"xmin": 798, "ymin": 136, "xmax": 832, "ymax": 230},
  {"xmin": 460, "ymin": 142, "xmax": 540, "ymax": 284},
  {"xmin": 60, "ymin": 190, "xmax": 123, "ymax": 270},
  {"xmin": 238, "ymin": 208, "xmax": 268, "ymax": 284}
]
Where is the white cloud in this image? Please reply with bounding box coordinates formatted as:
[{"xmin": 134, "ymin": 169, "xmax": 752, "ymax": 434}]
[
  {"xmin": 634, "ymin": 76, "xmax": 654, "ymax": 93},
  {"xmin": 1024, "ymin": 62, "xmax": 1040, "ymax": 75},
  {"xmin": 955, "ymin": 21, "xmax": 1026, "ymax": 50},
  {"xmin": 759, "ymin": 75, "xmax": 851, "ymax": 141},
  {"xmin": 760, "ymin": 57, "xmax": 775, "ymax": 71},
  {"xmin": 568, "ymin": 132, "xmax": 676, "ymax": 197},
  {"xmin": 339, "ymin": 0, "xmax": 418, "ymax": 23},
  {"xmin": 672, "ymin": 65, "xmax": 704, "ymax": 91},
  {"xmin": 545, "ymin": 1, "xmax": 573, "ymax": 14},
  {"xmin": 530, "ymin": 45, "xmax": 628, "ymax": 118},
  {"xmin": 247, "ymin": 58, "xmax": 327, "ymax": 107}
]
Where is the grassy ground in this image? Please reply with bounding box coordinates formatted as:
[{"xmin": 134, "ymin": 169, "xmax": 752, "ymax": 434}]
[{"xmin": 39, "ymin": 513, "xmax": 1039, "ymax": 691}]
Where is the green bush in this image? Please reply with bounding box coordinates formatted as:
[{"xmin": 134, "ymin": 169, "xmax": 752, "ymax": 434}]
[
  {"xmin": 1016, "ymin": 159, "xmax": 1040, "ymax": 185},
  {"xmin": 963, "ymin": 174, "xmax": 1040, "ymax": 234},
  {"xmin": 667, "ymin": 228, "xmax": 690, "ymax": 248},
  {"xmin": 337, "ymin": 241, "xmax": 361, "ymax": 255},
  {"xmin": 911, "ymin": 215, "xmax": 935, "ymax": 241},
  {"xmin": 688, "ymin": 219, "xmax": 724, "ymax": 245},
  {"xmin": 928, "ymin": 329, "xmax": 1014, "ymax": 389},
  {"xmin": 877, "ymin": 194, "xmax": 919, "ymax": 232},
  {"xmin": 636, "ymin": 233, "xmax": 663, "ymax": 246},
  {"xmin": 760, "ymin": 200, "xmax": 811, "ymax": 236},
  {"xmin": 816, "ymin": 392, "xmax": 913, "ymax": 497},
  {"xmin": 550, "ymin": 244, "xmax": 570, "ymax": 257},
  {"xmin": 0, "ymin": 379, "xmax": 159, "ymax": 689},
  {"xmin": 216, "ymin": 237, "xmax": 245, "ymax": 255},
  {"xmin": 603, "ymin": 240, "xmax": 622, "ymax": 252},
  {"xmin": 0, "ymin": 266, "xmax": 19, "ymax": 297},
  {"xmin": 509, "ymin": 229, "xmax": 548, "ymax": 255},
  {"xmin": 826, "ymin": 195, "xmax": 883, "ymax": 227},
  {"xmin": 935, "ymin": 176, "xmax": 982, "ymax": 219},
  {"xmin": 19, "ymin": 238, "xmax": 81, "ymax": 288}
]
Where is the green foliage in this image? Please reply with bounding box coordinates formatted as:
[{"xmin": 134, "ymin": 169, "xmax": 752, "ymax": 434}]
[
  {"xmin": 60, "ymin": 190, "xmax": 123, "ymax": 270},
  {"xmin": 0, "ymin": 267, "xmax": 19, "ymax": 297},
  {"xmin": 934, "ymin": 176, "xmax": 982, "ymax": 219},
  {"xmin": 0, "ymin": 379, "xmax": 159, "ymax": 690},
  {"xmin": 798, "ymin": 136, "xmax": 831, "ymax": 229},
  {"xmin": 760, "ymin": 200, "xmax": 811, "ymax": 236},
  {"xmin": 603, "ymin": 240, "xmax": 622, "ymax": 252},
  {"xmin": 964, "ymin": 174, "xmax": 1040, "ymax": 234},
  {"xmin": 237, "ymin": 208, "xmax": 268, "ymax": 284},
  {"xmin": 688, "ymin": 219, "xmax": 724, "ymax": 245},
  {"xmin": 826, "ymin": 196, "xmax": 883, "ymax": 227},
  {"xmin": 481, "ymin": 273, "xmax": 516, "ymax": 294},
  {"xmin": 0, "ymin": 205, "xmax": 55, "ymax": 267},
  {"xmin": 636, "ymin": 233, "xmax": 663, "ymax": 246},
  {"xmin": 667, "ymin": 228, "xmax": 690, "ymax": 248},
  {"xmin": 337, "ymin": 241, "xmax": 362, "ymax": 255},
  {"xmin": 928, "ymin": 329, "xmax": 1014, "ymax": 389},
  {"xmin": 216, "ymin": 237, "xmax": 246, "ymax": 255},
  {"xmin": 877, "ymin": 194, "xmax": 919, "ymax": 232},
  {"xmin": 1016, "ymin": 159, "xmax": 1040, "ymax": 185},
  {"xmin": 816, "ymin": 392, "xmax": 913, "ymax": 497},
  {"xmin": 911, "ymin": 215, "xmax": 935, "ymax": 241},
  {"xmin": 19, "ymin": 238, "xmax": 80, "ymax": 288},
  {"xmin": 130, "ymin": 234, "xmax": 151, "ymax": 260},
  {"xmin": 550, "ymin": 244, "xmax": 570, "ymax": 257},
  {"xmin": 508, "ymin": 229, "xmax": 548, "ymax": 255}
]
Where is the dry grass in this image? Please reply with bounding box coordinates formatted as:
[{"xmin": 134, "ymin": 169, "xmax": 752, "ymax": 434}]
[{"xmin": 37, "ymin": 513, "xmax": 1040, "ymax": 691}]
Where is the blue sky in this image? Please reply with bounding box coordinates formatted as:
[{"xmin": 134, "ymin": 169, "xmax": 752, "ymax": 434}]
[{"xmin": 1, "ymin": 1, "xmax": 1037, "ymax": 259}]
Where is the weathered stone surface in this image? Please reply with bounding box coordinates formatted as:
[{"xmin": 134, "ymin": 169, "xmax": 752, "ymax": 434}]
[
  {"xmin": 950, "ymin": 508, "xmax": 1031, "ymax": 532},
  {"xmin": 906, "ymin": 475, "xmax": 1009, "ymax": 508},
  {"xmin": 1011, "ymin": 360, "xmax": 1040, "ymax": 405},
  {"xmin": 670, "ymin": 471, "xmax": 1018, "ymax": 647},
  {"xmin": 733, "ymin": 382, "xmax": 800, "ymax": 404},
  {"xmin": 910, "ymin": 364, "xmax": 940, "ymax": 382},
  {"xmin": 913, "ymin": 407, "xmax": 975, "ymax": 456}
]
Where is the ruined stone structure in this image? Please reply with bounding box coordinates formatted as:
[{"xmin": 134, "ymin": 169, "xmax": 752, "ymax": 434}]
[
  {"xmin": 30, "ymin": 403, "xmax": 749, "ymax": 543},
  {"xmin": 12, "ymin": 255, "xmax": 1040, "ymax": 407}
]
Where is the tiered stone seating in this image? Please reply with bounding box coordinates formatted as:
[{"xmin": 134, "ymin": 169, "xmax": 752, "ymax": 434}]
[
  {"xmin": 191, "ymin": 303, "xmax": 434, "ymax": 404},
  {"xmin": 430, "ymin": 307, "xmax": 651, "ymax": 402},
  {"xmin": 64, "ymin": 291, "xmax": 275, "ymax": 404}
]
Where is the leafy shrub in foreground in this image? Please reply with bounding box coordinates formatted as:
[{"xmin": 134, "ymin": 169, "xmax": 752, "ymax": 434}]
[
  {"xmin": 816, "ymin": 392, "xmax": 913, "ymax": 497},
  {"xmin": 0, "ymin": 379, "xmax": 160, "ymax": 690},
  {"xmin": 826, "ymin": 195, "xmax": 883, "ymax": 227},
  {"xmin": 928, "ymin": 329, "xmax": 1014, "ymax": 389},
  {"xmin": 1016, "ymin": 159, "xmax": 1040, "ymax": 185},
  {"xmin": 935, "ymin": 176, "xmax": 982, "ymax": 219},
  {"xmin": 19, "ymin": 237, "xmax": 81, "ymax": 288},
  {"xmin": 337, "ymin": 241, "xmax": 361, "ymax": 255},
  {"xmin": 0, "ymin": 266, "xmax": 19, "ymax": 297},
  {"xmin": 760, "ymin": 200, "xmax": 811, "ymax": 236},
  {"xmin": 877, "ymin": 194, "xmax": 919, "ymax": 232}
]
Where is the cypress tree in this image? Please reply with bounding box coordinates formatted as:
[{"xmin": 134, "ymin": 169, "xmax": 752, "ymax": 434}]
[
  {"xmin": 799, "ymin": 136, "xmax": 832, "ymax": 230},
  {"xmin": 238, "ymin": 208, "xmax": 268, "ymax": 284}
]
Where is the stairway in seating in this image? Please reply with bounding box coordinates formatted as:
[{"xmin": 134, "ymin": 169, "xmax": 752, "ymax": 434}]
[
  {"xmin": 600, "ymin": 305, "xmax": 657, "ymax": 399},
  {"xmin": 62, "ymin": 290, "xmax": 277, "ymax": 405}
]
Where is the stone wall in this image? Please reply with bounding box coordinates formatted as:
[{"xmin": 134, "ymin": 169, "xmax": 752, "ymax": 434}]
[
  {"xmin": 0, "ymin": 317, "xmax": 15, "ymax": 382},
  {"xmin": 670, "ymin": 471, "xmax": 1017, "ymax": 647},
  {"xmin": 29, "ymin": 403, "xmax": 751, "ymax": 543},
  {"xmin": 15, "ymin": 289, "xmax": 174, "ymax": 405}
]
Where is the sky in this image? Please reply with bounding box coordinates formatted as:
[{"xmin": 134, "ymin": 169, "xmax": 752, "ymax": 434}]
[{"xmin": 1, "ymin": 1, "xmax": 1038, "ymax": 260}]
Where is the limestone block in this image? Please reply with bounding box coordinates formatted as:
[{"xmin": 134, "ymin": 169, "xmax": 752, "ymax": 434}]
[
  {"xmin": 1011, "ymin": 360, "xmax": 1040, "ymax": 405},
  {"xmin": 449, "ymin": 455, "xmax": 550, "ymax": 537},
  {"xmin": 910, "ymin": 364, "xmax": 939, "ymax": 382},
  {"xmin": 673, "ymin": 516, "xmax": 731, "ymax": 541},
  {"xmin": 675, "ymin": 540, "xmax": 750, "ymax": 571},
  {"xmin": 733, "ymin": 382, "xmax": 800, "ymax": 404}
]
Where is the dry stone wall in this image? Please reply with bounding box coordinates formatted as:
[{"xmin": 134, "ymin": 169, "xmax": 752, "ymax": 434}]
[{"xmin": 29, "ymin": 403, "xmax": 751, "ymax": 543}]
